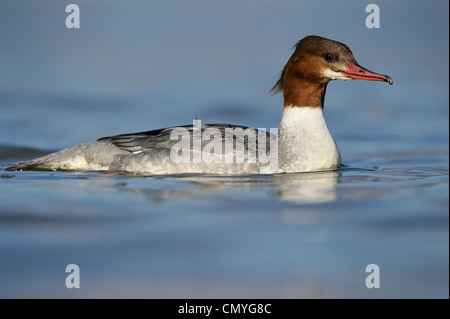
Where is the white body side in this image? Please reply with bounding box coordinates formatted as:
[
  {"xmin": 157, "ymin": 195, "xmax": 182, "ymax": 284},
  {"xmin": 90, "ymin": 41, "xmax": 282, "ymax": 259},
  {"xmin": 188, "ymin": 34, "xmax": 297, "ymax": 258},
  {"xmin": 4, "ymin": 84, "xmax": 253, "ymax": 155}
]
[
  {"xmin": 277, "ymin": 106, "xmax": 341, "ymax": 173},
  {"xmin": 9, "ymin": 107, "xmax": 341, "ymax": 174}
]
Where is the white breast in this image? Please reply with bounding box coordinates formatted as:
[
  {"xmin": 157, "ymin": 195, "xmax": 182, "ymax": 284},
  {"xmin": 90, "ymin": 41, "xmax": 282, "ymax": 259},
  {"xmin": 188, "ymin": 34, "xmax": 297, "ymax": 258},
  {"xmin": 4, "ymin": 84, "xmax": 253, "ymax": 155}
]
[{"xmin": 278, "ymin": 106, "xmax": 341, "ymax": 173}]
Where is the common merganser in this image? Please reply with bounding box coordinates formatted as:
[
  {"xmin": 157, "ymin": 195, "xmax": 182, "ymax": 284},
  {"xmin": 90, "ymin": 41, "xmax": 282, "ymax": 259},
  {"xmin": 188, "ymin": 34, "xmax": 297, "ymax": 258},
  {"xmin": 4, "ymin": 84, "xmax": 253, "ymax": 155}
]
[{"xmin": 6, "ymin": 35, "xmax": 392, "ymax": 174}]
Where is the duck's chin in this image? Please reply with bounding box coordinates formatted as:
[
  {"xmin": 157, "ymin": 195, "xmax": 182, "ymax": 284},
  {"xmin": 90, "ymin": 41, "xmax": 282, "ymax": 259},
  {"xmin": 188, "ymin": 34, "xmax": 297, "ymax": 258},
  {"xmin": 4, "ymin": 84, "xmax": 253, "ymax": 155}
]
[{"xmin": 321, "ymin": 69, "xmax": 351, "ymax": 81}]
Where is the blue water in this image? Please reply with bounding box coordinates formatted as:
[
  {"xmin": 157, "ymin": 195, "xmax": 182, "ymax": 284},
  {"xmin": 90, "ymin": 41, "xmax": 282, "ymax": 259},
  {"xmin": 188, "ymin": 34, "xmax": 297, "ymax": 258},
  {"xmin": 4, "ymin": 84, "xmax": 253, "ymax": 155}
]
[{"xmin": 0, "ymin": 1, "xmax": 448, "ymax": 298}]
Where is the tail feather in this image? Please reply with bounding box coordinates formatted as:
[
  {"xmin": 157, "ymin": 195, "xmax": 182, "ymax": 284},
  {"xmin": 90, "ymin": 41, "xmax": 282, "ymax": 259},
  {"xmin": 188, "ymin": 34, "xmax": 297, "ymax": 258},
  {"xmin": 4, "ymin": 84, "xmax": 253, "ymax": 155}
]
[{"xmin": 5, "ymin": 141, "xmax": 129, "ymax": 172}]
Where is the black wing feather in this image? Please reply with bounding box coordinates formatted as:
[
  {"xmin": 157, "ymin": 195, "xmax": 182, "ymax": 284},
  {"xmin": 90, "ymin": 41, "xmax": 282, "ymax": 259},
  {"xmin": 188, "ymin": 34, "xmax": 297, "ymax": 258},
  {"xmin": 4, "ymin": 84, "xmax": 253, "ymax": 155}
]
[{"xmin": 97, "ymin": 123, "xmax": 272, "ymax": 154}]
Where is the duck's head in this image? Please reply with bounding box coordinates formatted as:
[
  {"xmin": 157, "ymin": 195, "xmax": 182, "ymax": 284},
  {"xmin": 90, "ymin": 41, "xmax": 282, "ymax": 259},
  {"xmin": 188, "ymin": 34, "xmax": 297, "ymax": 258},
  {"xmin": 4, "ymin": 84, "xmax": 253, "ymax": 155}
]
[{"xmin": 271, "ymin": 35, "xmax": 393, "ymax": 107}]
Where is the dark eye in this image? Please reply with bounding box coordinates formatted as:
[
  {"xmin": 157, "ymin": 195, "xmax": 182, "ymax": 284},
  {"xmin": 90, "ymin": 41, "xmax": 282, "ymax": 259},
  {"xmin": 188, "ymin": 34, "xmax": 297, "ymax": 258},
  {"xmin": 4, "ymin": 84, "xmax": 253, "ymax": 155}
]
[{"xmin": 323, "ymin": 53, "xmax": 334, "ymax": 62}]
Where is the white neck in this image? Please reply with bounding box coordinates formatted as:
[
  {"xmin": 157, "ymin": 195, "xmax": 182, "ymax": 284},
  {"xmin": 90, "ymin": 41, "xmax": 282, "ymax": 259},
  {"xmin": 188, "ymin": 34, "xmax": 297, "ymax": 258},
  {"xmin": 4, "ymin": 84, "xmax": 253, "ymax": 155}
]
[{"xmin": 278, "ymin": 106, "xmax": 341, "ymax": 173}]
